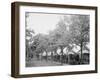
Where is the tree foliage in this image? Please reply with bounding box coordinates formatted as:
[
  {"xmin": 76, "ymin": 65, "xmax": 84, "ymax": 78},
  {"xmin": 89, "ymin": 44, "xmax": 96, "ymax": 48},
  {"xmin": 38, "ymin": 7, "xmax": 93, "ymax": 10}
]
[{"xmin": 26, "ymin": 14, "xmax": 90, "ymax": 64}]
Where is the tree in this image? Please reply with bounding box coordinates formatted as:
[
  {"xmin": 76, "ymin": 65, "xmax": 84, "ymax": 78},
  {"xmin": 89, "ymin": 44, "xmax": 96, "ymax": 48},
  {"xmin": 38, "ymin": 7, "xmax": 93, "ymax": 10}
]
[
  {"xmin": 53, "ymin": 15, "xmax": 90, "ymax": 64},
  {"xmin": 26, "ymin": 29, "xmax": 35, "ymax": 60},
  {"xmin": 32, "ymin": 34, "xmax": 49, "ymax": 61},
  {"xmin": 69, "ymin": 15, "xmax": 90, "ymax": 64},
  {"xmin": 50, "ymin": 18, "xmax": 72, "ymax": 64},
  {"xmin": 25, "ymin": 13, "xmax": 35, "ymax": 61},
  {"xmin": 46, "ymin": 32, "xmax": 59, "ymax": 61}
]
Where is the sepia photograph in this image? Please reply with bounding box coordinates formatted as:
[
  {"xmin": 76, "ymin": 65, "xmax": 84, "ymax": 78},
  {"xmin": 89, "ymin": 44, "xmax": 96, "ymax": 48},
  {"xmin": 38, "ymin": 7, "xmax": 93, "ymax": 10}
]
[{"xmin": 25, "ymin": 13, "xmax": 90, "ymax": 67}]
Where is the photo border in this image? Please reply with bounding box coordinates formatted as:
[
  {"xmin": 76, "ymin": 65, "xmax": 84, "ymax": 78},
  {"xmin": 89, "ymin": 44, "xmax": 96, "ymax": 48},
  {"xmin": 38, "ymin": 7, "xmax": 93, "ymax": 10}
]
[{"xmin": 11, "ymin": 2, "xmax": 98, "ymax": 78}]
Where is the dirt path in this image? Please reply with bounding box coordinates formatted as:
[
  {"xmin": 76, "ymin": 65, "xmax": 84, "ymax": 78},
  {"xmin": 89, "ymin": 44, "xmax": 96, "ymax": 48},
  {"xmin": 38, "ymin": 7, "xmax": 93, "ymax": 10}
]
[{"xmin": 26, "ymin": 58, "xmax": 64, "ymax": 67}]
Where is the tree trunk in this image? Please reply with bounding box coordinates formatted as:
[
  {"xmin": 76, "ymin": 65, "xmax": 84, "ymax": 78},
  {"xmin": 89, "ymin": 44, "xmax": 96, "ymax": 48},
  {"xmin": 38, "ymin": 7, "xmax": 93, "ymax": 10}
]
[
  {"xmin": 51, "ymin": 51, "xmax": 53, "ymax": 61},
  {"xmin": 41, "ymin": 52, "xmax": 43, "ymax": 61},
  {"xmin": 45, "ymin": 51, "xmax": 48, "ymax": 61},
  {"xmin": 67, "ymin": 47, "xmax": 71, "ymax": 64},
  {"xmin": 80, "ymin": 41, "xmax": 83, "ymax": 64},
  {"xmin": 54, "ymin": 49, "xmax": 57, "ymax": 61},
  {"xmin": 66, "ymin": 52, "xmax": 69, "ymax": 64},
  {"xmin": 60, "ymin": 46, "xmax": 64, "ymax": 65}
]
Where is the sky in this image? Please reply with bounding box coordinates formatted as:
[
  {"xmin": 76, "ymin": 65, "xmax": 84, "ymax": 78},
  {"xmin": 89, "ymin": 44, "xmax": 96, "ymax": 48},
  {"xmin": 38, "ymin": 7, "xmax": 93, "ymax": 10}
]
[{"xmin": 26, "ymin": 12, "xmax": 63, "ymax": 35}]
